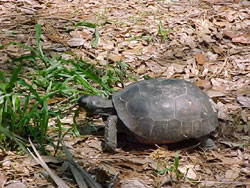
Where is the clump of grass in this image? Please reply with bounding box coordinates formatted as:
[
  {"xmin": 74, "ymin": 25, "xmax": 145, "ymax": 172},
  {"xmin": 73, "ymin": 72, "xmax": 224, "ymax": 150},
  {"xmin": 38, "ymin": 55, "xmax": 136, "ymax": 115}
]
[
  {"xmin": 75, "ymin": 22, "xmax": 99, "ymax": 48},
  {"xmin": 156, "ymin": 151, "xmax": 183, "ymax": 181},
  {"xmin": 157, "ymin": 20, "xmax": 173, "ymax": 42},
  {"xmin": 0, "ymin": 24, "xmax": 127, "ymax": 152}
]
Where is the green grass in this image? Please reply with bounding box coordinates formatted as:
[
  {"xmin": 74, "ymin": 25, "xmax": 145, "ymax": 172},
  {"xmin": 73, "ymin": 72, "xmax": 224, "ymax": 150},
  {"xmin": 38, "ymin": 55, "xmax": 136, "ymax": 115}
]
[
  {"xmin": 157, "ymin": 21, "xmax": 173, "ymax": 42},
  {"xmin": 156, "ymin": 151, "xmax": 183, "ymax": 181},
  {"xmin": 0, "ymin": 24, "xmax": 127, "ymax": 153},
  {"xmin": 75, "ymin": 21, "xmax": 99, "ymax": 48}
]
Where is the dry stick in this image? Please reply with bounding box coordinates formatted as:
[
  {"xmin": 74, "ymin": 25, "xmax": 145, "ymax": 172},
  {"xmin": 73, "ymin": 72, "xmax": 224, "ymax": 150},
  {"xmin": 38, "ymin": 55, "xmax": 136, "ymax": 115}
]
[
  {"xmin": 208, "ymin": 57, "xmax": 228, "ymax": 80},
  {"xmin": 62, "ymin": 141, "xmax": 103, "ymax": 188},
  {"xmin": 27, "ymin": 138, "xmax": 70, "ymax": 188}
]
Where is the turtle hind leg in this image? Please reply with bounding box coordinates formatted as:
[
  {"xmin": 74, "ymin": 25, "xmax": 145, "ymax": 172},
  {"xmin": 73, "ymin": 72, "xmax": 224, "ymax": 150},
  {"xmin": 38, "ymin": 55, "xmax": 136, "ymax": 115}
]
[
  {"xmin": 198, "ymin": 136, "xmax": 216, "ymax": 150},
  {"xmin": 103, "ymin": 115, "xmax": 118, "ymax": 152}
]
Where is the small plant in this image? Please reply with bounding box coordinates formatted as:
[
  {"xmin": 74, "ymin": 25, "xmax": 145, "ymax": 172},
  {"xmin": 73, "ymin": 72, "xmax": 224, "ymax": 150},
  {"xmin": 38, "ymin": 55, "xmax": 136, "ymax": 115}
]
[
  {"xmin": 156, "ymin": 151, "xmax": 183, "ymax": 180},
  {"xmin": 157, "ymin": 20, "xmax": 173, "ymax": 42},
  {"xmin": 102, "ymin": 61, "xmax": 130, "ymax": 88},
  {"xmin": 75, "ymin": 22, "xmax": 99, "ymax": 48}
]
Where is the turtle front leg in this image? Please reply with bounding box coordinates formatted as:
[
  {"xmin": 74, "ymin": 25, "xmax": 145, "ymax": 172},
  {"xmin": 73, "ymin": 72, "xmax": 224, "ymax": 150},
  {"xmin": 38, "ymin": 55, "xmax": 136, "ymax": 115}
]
[{"xmin": 103, "ymin": 115, "xmax": 118, "ymax": 152}]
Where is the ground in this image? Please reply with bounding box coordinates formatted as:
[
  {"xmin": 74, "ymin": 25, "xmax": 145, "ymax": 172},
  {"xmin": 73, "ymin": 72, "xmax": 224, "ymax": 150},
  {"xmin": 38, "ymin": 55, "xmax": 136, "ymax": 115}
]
[{"xmin": 0, "ymin": 0, "xmax": 249, "ymax": 187}]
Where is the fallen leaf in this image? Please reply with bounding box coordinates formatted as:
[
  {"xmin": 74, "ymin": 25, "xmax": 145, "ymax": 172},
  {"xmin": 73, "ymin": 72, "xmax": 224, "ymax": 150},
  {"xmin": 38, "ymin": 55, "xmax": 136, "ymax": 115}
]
[
  {"xmin": 232, "ymin": 33, "xmax": 250, "ymax": 44},
  {"xmin": 212, "ymin": 19, "xmax": 227, "ymax": 27},
  {"xmin": 195, "ymin": 52, "xmax": 206, "ymax": 65},
  {"xmin": 116, "ymin": 161, "xmax": 144, "ymax": 171},
  {"xmin": 223, "ymin": 30, "xmax": 237, "ymax": 39},
  {"xmin": 23, "ymin": 155, "xmax": 64, "ymax": 166},
  {"xmin": 202, "ymin": 34, "xmax": 216, "ymax": 43},
  {"xmin": 0, "ymin": 171, "xmax": 7, "ymax": 187},
  {"xmin": 7, "ymin": 44, "xmax": 19, "ymax": 52},
  {"xmin": 211, "ymin": 45, "xmax": 224, "ymax": 54},
  {"xmin": 223, "ymin": 30, "xmax": 250, "ymax": 44},
  {"xmin": 178, "ymin": 165, "xmax": 197, "ymax": 180},
  {"xmin": 99, "ymin": 163, "xmax": 119, "ymax": 176},
  {"xmin": 241, "ymin": 109, "xmax": 250, "ymax": 123},
  {"xmin": 70, "ymin": 30, "xmax": 92, "ymax": 39},
  {"xmin": 219, "ymin": 141, "xmax": 243, "ymax": 148},
  {"xmin": 225, "ymin": 169, "xmax": 239, "ymax": 180},
  {"xmin": 108, "ymin": 53, "xmax": 123, "ymax": 62},
  {"xmin": 206, "ymin": 51, "xmax": 218, "ymax": 61},
  {"xmin": 135, "ymin": 64, "xmax": 147, "ymax": 75},
  {"xmin": 120, "ymin": 178, "xmax": 151, "ymax": 188},
  {"xmin": 67, "ymin": 37, "xmax": 85, "ymax": 47},
  {"xmin": 212, "ymin": 152, "xmax": 241, "ymax": 165},
  {"xmin": 199, "ymin": 181, "xmax": 217, "ymax": 187},
  {"xmin": 172, "ymin": 63, "xmax": 186, "ymax": 73},
  {"xmin": 4, "ymin": 182, "xmax": 27, "ymax": 188},
  {"xmin": 237, "ymin": 96, "xmax": 250, "ymax": 107},
  {"xmin": 86, "ymin": 139, "xmax": 102, "ymax": 151},
  {"xmin": 180, "ymin": 33, "xmax": 196, "ymax": 48},
  {"xmin": 194, "ymin": 80, "xmax": 212, "ymax": 89}
]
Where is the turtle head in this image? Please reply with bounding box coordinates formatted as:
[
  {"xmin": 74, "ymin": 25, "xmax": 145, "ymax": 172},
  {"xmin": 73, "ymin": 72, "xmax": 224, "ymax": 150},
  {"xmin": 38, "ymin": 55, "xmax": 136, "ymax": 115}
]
[{"xmin": 78, "ymin": 95, "xmax": 114, "ymax": 115}]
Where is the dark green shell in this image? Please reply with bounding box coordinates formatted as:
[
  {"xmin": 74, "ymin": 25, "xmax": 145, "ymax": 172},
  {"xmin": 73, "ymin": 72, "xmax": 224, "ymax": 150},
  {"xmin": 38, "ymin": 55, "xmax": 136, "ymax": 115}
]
[{"xmin": 112, "ymin": 79, "xmax": 218, "ymax": 144}]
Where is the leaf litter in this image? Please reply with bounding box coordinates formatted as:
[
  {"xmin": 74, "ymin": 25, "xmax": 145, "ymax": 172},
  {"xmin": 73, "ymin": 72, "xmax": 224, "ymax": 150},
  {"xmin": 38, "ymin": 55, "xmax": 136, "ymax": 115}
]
[{"xmin": 0, "ymin": 0, "xmax": 249, "ymax": 187}]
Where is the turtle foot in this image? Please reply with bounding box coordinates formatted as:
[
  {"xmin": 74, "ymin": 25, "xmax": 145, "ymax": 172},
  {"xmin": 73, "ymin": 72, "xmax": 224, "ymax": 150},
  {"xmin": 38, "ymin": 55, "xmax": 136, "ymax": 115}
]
[{"xmin": 199, "ymin": 136, "xmax": 216, "ymax": 150}]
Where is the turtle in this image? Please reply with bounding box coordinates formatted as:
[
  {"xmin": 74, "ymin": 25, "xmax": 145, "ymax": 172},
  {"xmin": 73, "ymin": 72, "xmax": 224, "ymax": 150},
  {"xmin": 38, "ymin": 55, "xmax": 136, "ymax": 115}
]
[{"xmin": 78, "ymin": 78, "xmax": 218, "ymax": 151}]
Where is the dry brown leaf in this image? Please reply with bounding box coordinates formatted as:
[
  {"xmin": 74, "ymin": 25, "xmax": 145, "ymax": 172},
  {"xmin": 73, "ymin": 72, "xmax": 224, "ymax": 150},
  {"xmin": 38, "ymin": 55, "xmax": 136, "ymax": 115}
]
[
  {"xmin": 6, "ymin": 44, "xmax": 19, "ymax": 52},
  {"xmin": 237, "ymin": 96, "xmax": 250, "ymax": 108},
  {"xmin": 144, "ymin": 61, "xmax": 166, "ymax": 74},
  {"xmin": 212, "ymin": 152, "xmax": 241, "ymax": 165},
  {"xmin": 1, "ymin": 0, "xmax": 249, "ymax": 187},
  {"xmin": 99, "ymin": 163, "xmax": 119, "ymax": 177},
  {"xmin": 241, "ymin": 110, "xmax": 250, "ymax": 123},
  {"xmin": 178, "ymin": 165, "xmax": 197, "ymax": 180},
  {"xmin": 116, "ymin": 161, "xmax": 143, "ymax": 171},
  {"xmin": 108, "ymin": 53, "xmax": 123, "ymax": 62},
  {"xmin": 98, "ymin": 39, "xmax": 114, "ymax": 50},
  {"xmin": 212, "ymin": 19, "xmax": 227, "ymax": 27},
  {"xmin": 5, "ymin": 182, "xmax": 27, "ymax": 188},
  {"xmin": 232, "ymin": 33, "xmax": 250, "ymax": 44},
  {"xmin": 172, "ymin": 63, "xmax": 186, "ymax": 73},
  {"xmin": 86, "ymin": 139, "xmax": 102, "ymax": 151},
  {"xmin": 120, "ymin": 178, "xmax": 151, "ymax": 188},
  {"xmin": 149, "ymin": 148, "xmax": 174, "ymax": 159},
  {"xmin": 206, "ymin": 51, "xmax": 218, "ymax": 61},
  {"xmin": 67, "ymin": 37, "xmax": 85, "ymax": 47},
  {"xmin": 219, "ymin": 141, "xmax": 243, "ymax": 148},
  {"xmin": 173, "ymin": 48, "xmax": 185, "ymax": 58},
  {"xmin": 195, "ymin": 52, "xmax": 206, "ymax": 65},
  {"xmin": 202, "ymin": 34, "xmax": 216, "ymax": 43},
  {"xmin": 224, "ymin": 169, "xmax": 240, "ymax": 180},
  {"xmin": 194, "ymin": 80, "xmax": 212, "ymax": 89},
  {"xmin": 199, "ymin": 181, "xmax": 217, "ymax": 187},
  {"xmin": 70, "ymin": 30, "xmax": 92, "ymax": 39},
  {"xmin": 223, "ymin": 30, "xmax": 237, "ymax": 39},
  {"xmin": 223, "ymin": 30, "xmax": 250, "ymax": 44},
  {"xmin": 180, "ymin": 34, "xmax": 196, "ymax": 48},
  {"xmin": 19, "ymin": 7, "xmax": 36, "ymax": 15},
  {"xmin": 128, "ymin": 157, "xmax": 152, "ymax": 165},
  {"xmin": 142, "ymin": 45, "xmax": 153, "ymax": 55},
  {"xmin": 211, "ymin": 45, "xmax": 224, "ymax": 54},
  {"xmin": 23, "ymin": 155, "xmax": 64, "ymax": 166},
  {"xmin": 0, "ymin": 171, "xmax": 7, "ymax": 187},
  {"xmin": 135, "ymin": 64, "xmax": 147, "ymax": 75}
]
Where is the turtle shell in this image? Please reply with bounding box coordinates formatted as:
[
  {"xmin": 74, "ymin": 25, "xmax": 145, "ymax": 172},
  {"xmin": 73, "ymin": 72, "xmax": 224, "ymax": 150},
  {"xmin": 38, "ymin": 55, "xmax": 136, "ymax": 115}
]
[{"xmin": 112, "ymin": 78, "xmax": 218, "ymax": 144}]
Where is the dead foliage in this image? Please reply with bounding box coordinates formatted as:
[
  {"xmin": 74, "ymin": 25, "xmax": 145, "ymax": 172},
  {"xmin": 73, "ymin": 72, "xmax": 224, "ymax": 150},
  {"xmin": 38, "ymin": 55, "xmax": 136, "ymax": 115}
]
[{"xmin": 0, "ymin": 0, "xmax": 249, "ymax": 187}]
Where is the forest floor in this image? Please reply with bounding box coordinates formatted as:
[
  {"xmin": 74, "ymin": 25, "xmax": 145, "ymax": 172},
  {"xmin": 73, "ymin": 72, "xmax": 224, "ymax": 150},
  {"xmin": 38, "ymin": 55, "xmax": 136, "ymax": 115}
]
[{"xmin": 0, "ymin": 0, "xmax": 249, "ymax": 187}]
